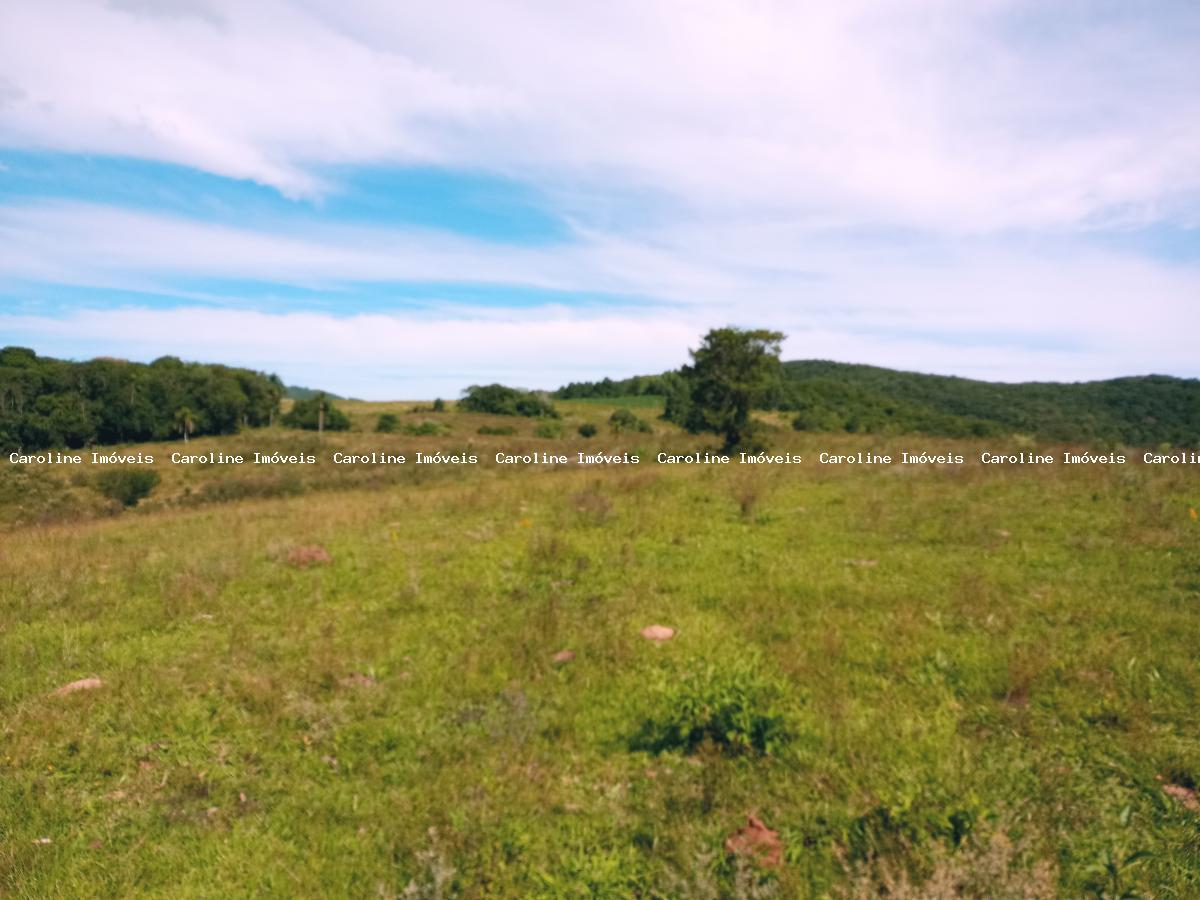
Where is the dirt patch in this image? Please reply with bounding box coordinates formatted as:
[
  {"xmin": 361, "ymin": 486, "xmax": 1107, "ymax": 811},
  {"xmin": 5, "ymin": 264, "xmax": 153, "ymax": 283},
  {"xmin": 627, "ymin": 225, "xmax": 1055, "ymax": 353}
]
[
  {"xmin": 725, "ymin": 813, "xmax": 783, "ymax": 868},
  {"xmin": 338, "ymin": 672, "xmax": 377, "ymax": 689},
  {"xmin": 552, "ymin": 649, "xmax": 576, "ymax": 665},
  {"xmin": 287, "ymin": 545, "xmax": 333, "ymax": 568}
]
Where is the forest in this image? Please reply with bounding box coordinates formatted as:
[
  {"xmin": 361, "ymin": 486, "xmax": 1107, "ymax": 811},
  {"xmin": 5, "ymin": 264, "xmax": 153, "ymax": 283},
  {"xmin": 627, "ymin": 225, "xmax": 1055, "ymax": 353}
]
[{"xmin": 0, "ymin": 347, "xmax": 283, "ymax": 452}]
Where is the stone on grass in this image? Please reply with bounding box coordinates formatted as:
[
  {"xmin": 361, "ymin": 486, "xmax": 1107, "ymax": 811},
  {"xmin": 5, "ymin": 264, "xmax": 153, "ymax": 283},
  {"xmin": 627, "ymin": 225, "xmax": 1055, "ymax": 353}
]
[
  {"xmin": 53, "ymin": 677, "xmax": 102, "ymax": 696},
  {"xmin": 552, "ymin": 649, "xmax": 576, "ymax": 665},
  {"xmin": 640, "ymin": 625, "xmax": 675, "ymax": 642}
]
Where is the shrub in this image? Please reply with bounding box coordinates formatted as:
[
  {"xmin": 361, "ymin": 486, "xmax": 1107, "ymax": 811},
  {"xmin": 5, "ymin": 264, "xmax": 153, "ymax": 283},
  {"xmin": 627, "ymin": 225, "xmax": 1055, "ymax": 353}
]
[
  {"xmin": 376, "ymin": 413, "xmax": 399, "ymax": 433},
  {"xmin": 534, "ymin": 420, "xmax": 564, "ymax": 439},
  {"xmin": 403, "ymin": 420, "xmax": 447, "ymax": 436},
  {"xmin": 460, "ymin": 384, "xmax": 558, "ymax": 418},
  {"xmin": 477, "ymin": 425, "xmax": 517, "ymax": 436},
  {"xmin": 94, "ymin": 468, "xmax": 161, "ymax": 507},
  {"xmin": 432, "ymin": 398, "xmax": 446, "ymax": 412},
  {"xmin": 631, "ymin": 655, "xmax": 792, "ymax": 756},
  {"xmin": 609, "ymin": 408, "xmax": 652, "ymax": 433},
  {"xmin": 578, "ymin": 423, "xmax": 598, "ymax": 438}
]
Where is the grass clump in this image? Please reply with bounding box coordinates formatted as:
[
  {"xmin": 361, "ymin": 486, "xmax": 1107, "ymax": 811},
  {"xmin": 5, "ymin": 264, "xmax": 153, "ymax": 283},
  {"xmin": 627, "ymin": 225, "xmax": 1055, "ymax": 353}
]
[
  {"xmin": 632, "ymin": 654, "xmax": 793, "ymax": 756},
  {"xmin": 534, "ymin": 420, "xmax": 564, "ymax": 439}
]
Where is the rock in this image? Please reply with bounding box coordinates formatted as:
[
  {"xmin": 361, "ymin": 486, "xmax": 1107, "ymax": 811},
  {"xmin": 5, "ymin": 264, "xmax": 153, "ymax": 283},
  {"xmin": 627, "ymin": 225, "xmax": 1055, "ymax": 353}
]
[
  {"xmin": 338, "ymin": 672, "xmax": 377, "ymax": 688},
  {"xmin": 640, "ymin": 625, "xmax": 675, "ymax": 642},
  {"xmin": 53, "ymin": 677, "xmax": 102, "ymax": 696},
  {"xmin": 552, "ymin": 649, "xmax": 576, "ymax": 664},
  {"xmin": 286, "ymin": 545, "xmax": 332, "ymax": 568},
  {"xmin": 1162, "ymin": 781, "xmax": 1199, "ymax": 811},
  {"xmin": 725, "ymin": 814, "xmax": 783, "ymax": 868}
]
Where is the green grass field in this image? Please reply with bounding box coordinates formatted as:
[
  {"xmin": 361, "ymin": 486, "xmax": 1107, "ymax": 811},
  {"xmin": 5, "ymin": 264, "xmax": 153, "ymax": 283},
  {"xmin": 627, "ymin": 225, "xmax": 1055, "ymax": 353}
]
[{"xmin": 2, "ymin": 404, "xmax": 1198, "ymax": 897}]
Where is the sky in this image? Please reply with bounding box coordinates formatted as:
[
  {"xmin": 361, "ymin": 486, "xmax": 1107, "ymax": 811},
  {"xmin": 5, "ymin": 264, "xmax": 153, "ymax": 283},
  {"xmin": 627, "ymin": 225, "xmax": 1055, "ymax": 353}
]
[{"xmin": 0, "ymin": 0, "xmax": 1197, "ymax": 398}]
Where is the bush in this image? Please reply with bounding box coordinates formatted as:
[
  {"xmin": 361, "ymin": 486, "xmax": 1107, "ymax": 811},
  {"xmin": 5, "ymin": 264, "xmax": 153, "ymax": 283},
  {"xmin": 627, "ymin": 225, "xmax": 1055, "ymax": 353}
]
[
  {"xmin": 282, "ymin": 393, "xmax": 350, "ymax": 431},
  {"xmin": 460, "ymin": 384, "xmax": 558, "ymax": 418},
  {"xmin": 609, "ymin": 408, "xmax": 652, "ymax": 433},
  {"xmin": 632, "ymin": 655, "xmax": 792, "ymax": 756},
  {"xmin": 534, "ymin": 420, "xmax": 564, "ymax": 439},
  {"xmin": 578, "ymin": 423, "xmax": 598, "ymax": 438},
  {"xmin": 432, "ymin": 398, "xmax": 446, "ymax": 412},
  {"xmin": 376, "ymin": 413, "xmax": 399, "ymax": 433},
  {"xmin": 403, "ymin": 420, "xmax": 447, "ymax": 436},
  {"xmin": 477, "ymin": 425, "xmax": 517, "ymax": 436},
  {"xmin": 94, "ymin": 468, "xmax": 161, "ymax": 507}
]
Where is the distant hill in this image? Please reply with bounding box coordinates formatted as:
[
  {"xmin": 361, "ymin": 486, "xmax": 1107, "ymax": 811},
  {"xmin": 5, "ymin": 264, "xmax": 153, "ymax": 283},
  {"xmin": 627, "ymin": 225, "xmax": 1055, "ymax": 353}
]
[
  {"xmin": 556, "ymin": 361, "xmax": 1200, "ymax": 446},
  {"xmin": 778, "ymin": 360, "xmax": 1199, "ymax": 446},
  {"xmin": 284, "ymin": 385, "xmax": 344, "ymax": 402}
]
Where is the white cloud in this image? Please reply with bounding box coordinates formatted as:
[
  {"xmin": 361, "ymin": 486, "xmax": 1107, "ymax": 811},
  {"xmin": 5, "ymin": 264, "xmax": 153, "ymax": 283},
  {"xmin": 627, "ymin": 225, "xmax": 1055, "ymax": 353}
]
[
  {"xmin": 1, "ymin": 199, "xmax": 1196, "ymax": 394},
  {"xmin": 1, "ymin": 0, "xmax": 1198, "ymax": 230}
]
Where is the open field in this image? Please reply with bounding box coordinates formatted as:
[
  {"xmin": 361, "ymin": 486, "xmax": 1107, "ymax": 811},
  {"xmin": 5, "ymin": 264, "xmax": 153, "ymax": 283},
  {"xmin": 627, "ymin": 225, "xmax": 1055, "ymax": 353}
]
[{"xmin": 2, "ymin": 403, "xmax": 1199, "ymax": 896}]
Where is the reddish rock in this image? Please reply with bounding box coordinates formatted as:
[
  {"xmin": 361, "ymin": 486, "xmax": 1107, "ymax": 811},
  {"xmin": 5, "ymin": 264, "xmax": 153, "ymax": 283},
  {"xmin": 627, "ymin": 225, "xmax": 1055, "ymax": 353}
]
[
  {"xmin": 552, "ymin": 649, "xmax": 576, "ymax": 664},
  {"xmin": 53, "ymin": 677, "xmax": 102, "ymax": 696},
  {"xmin": 725, "ymin": 814, "xmax": 783, "ymax": 868},
  {"xmin": 640, "ymin": 625, "xmax": 675, "ymax": 642}
]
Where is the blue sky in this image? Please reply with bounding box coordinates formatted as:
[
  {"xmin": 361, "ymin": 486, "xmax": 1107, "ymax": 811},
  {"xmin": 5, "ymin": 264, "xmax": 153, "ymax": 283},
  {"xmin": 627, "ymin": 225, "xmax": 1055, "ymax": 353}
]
[{"xmin": 0, "ymin": 0, "xmax": 1197, "ymax": 398}]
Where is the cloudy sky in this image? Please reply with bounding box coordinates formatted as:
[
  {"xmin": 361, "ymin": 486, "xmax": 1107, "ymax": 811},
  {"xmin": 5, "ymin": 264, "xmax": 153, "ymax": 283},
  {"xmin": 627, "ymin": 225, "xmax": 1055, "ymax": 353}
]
[{"xmin": 1, "ymin": 0, "xmax": 1197, "ymax": 397}]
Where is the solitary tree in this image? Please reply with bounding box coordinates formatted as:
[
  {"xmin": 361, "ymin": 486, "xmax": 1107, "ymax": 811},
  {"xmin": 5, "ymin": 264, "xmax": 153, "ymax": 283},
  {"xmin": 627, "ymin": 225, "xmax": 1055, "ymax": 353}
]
[
  {"xmin": 677, "ymin": 327, "xmax": 784, "ymax": 451},
  {"xmin": 174, "ymin": 406, "xmax": 196, "ymax": 443}
]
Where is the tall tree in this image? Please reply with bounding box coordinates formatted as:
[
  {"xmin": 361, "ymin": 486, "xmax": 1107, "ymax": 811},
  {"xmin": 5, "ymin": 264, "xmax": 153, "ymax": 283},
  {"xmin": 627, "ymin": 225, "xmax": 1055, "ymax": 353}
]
[{"xmin": 677, "ymin": 327, "xmax": 785, "ymax": 451}]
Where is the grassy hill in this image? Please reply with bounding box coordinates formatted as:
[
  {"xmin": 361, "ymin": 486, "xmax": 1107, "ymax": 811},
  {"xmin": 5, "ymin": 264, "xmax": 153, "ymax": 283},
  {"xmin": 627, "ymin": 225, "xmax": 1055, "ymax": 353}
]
[{"xmin": 2, "ymin": 402, "xmax": 1200, "ymax": 895}]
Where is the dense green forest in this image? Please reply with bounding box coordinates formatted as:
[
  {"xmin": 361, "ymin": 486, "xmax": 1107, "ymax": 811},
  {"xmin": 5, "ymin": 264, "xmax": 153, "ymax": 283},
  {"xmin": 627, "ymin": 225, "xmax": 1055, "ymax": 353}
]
[
  {"xmin": 0, "ymin": 347, "xmax": 283, "ymax": 452},
  {"xmin": 559, "ymin": 360, "xmax": 1200, "ymax": 446}
]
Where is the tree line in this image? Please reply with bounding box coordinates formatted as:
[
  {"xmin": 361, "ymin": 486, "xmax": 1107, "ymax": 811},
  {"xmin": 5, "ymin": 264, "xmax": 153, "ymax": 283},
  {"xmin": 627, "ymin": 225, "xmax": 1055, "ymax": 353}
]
[{"xmin": 0, "ymin": 347, "xmax": 284, "ymax": 452}]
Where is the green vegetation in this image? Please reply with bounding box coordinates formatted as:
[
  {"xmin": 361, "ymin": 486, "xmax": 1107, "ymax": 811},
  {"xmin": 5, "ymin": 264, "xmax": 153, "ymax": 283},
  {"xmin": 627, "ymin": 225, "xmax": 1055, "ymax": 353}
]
[
  {"xmin": 92, "ymin": 468, "xmax": 161, "ymax": 508},
  {"xmin": 281, "ymin": 393, "xmax": 350, "ymax": 432},
  {"xmin": 665, "ymin": 327, "xmax": 786, "ymax": 451},
  {"xmin": 284, "ymin": 385, "xmax": 343, "ymax": 402},
  {"xmin": 459, "ymin": 384, "xmax": 558, "ymax": 418},
  {"xmin": 375, "ymin": 413, "xmax": 400, "ymax": 434},
  {"xmin": 554, "ymin": 373, "xmax": 679, "ymax": 400},
  {"xmin": 609, "ymin": 408, "xmax": 652, "ymax": 434},
  {"xmin": 533, "ymin": 420, "xmax": 564, "ymax": 439},
  {"xmin": 2, "ymin": 414, "xmax": 1198, "ymax": 896},
  {"xmin": 0, "ymin": 348, "xmax": 283, "ymax": 452},
  {"xmin": 577, "ymin": 423, "xmax": 598, "ymax": 438},
  {"xmin": 780, "ymin": 361, "xmax": 1200, "ymax": 446},
  {"xmin": 556, "ymin": 351, "xmax": 1200, "ymax": 449}
]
